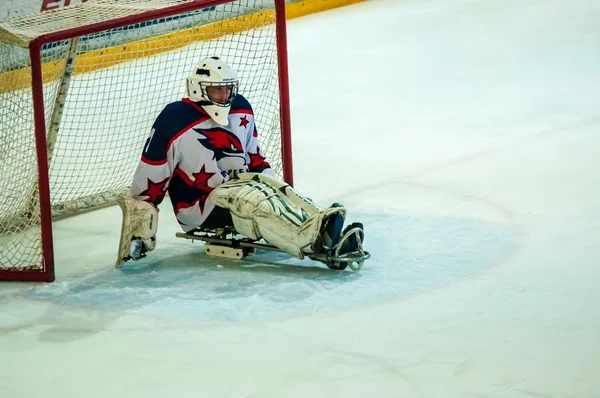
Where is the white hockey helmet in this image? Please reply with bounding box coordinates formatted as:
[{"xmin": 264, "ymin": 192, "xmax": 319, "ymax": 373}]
[{"xmin": 186, "ymin": 56, "xmax": 238, "ymax": 125}]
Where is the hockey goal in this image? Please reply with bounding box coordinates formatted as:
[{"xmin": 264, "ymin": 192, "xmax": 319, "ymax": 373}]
[{"xmin": 0, "ymin": 0, "xmax": 293, "ymax": 282}]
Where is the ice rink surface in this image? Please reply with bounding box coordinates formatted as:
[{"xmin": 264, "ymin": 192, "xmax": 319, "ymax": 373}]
[{"xmin": 2, "ymin": 0, "xmax": 600, "ymax": 396}]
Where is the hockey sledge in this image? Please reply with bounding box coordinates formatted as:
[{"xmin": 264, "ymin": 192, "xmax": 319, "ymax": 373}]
[{"xmin": 175, "ymin": 226, "xmax": 370, "ymax": 271}]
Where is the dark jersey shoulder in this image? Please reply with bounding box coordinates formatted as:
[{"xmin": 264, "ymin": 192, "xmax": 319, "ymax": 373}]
[
  {"xmin": 230, "ymin": 94, "xmax": 254, "ymax": 114},
  {"xmin": 153, "ymin": 99, "xmax": 209, "ymax": 140},
  {"xmin": 142, "ymin": 100, "xmax": 208, "ymax": 161}
]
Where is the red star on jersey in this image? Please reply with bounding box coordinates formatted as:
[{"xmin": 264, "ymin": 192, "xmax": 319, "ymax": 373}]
[
  {"xmin": 239, "ymin": 115, "xmax": 250, "ymax": 128},
  {"xmin": 248, "ymin": 149, "xmax": 271, "ymax": 172},
  {"xmin": 139, "ymin": 176, "xmax": 169, "ymax": 204},
  {"xmin": 192, "ymin": 165, "xmax": 216, "ymax": 191}
]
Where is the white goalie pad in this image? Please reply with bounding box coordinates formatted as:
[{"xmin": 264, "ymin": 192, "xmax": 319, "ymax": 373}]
[
  {"xmin": 208, "ymin": 173, "xmax": 346, "ymax": 259},
  {"xmin": 115, "ymin": 195, "xmax": 158, "ymax": 267}
]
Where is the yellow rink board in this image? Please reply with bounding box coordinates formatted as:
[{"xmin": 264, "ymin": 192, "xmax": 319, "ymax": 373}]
[{"xmin": 0, "ymin": 0, "xmax": 367, "ymax": 94}]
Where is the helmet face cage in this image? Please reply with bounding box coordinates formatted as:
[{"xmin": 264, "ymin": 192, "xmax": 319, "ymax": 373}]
[{"xmin": 200, "ymin": 80, "xmax": 238, "ymax": 107}]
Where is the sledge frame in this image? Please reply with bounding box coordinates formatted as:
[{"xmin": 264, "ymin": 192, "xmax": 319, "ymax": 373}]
[{"xmin": 175, "ymin": 226, "xmax": 370, "ymax": 271}]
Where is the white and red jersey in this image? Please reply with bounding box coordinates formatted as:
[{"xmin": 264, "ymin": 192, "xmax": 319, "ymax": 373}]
[{"xmin": 130, "ymin": 94, "xmax": 274, "ymax": 232}]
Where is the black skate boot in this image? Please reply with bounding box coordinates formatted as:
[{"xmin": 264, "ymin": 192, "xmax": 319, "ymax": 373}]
[
  {"xmin": 338, "ymin": 222, "xmax": 365, "ymax": 254},
  {"xmin": 326, "ymin": 222, "xmax": 366, "ymax": 270},
  {"xmin": 311, "ymin": 203, "xmax": 345, "ymax": 255},
  {"xmin": 309, "ymin": 204, "xmax": 369, "ymax": 271},
  {"xmin": 322, "ymin": 208, "xmax": 345, "ymax": 251}
]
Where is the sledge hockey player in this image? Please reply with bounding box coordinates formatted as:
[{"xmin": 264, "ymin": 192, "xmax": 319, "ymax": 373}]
[{"xmin": 116, "ymin": 56, "xmax": 366, "ymax": 269}]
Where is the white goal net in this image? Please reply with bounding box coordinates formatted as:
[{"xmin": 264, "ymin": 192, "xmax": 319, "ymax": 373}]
[{"xmin": 0, "ymin": 0, "xmax": 291, "ymax": 280}]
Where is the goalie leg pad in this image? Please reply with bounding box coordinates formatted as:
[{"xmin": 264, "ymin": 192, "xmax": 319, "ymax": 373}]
[
  {"xmin": 208, "ymin": 173, "xmax": 346, "ymax": 259},
  {"xmin": 233, "ymin": 172, "xmax": 321, "ymax": 214},
  {"xmin": 115, "ymin": 195, "xmax": 158, "ymax": 267}
]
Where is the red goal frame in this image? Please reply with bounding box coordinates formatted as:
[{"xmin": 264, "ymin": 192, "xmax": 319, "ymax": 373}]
[{"xmin": 0, "ymin": 0, "xmax": 293, "ymax": 282}]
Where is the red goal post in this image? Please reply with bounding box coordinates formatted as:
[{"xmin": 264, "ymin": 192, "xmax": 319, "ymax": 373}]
[{"xmin": 0, "ymin": 0, "xmax": 294, "ymax": 282}]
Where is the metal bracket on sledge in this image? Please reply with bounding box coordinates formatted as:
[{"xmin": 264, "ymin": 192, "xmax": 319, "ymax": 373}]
[{"xmin": 203, "ymin": 243, "xmax": 253, "ymax": 259}]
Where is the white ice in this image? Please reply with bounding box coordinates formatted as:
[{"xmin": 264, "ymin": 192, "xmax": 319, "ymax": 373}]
[{"xmin": 1, "ymin": 0, "xmax": 600, "ymax": 396}]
